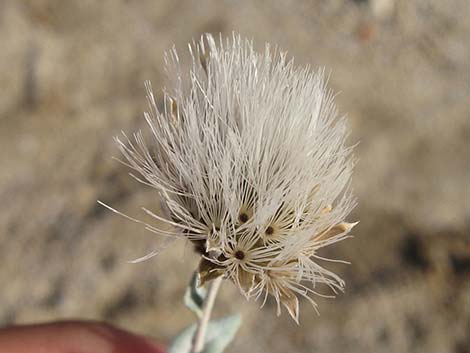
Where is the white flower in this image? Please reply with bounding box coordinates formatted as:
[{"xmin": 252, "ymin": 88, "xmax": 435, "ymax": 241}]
[{"xmin": 111, "ymin": 33, "xmax": 357, "ymax": 322}]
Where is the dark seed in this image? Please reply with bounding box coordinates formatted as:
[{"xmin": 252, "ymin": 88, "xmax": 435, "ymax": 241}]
[
  {"xmin": 235, "ymin": 250, "xmax": 245, "ymax": 260},
  {"xmin": 265, "ymin": 226, "xmax": 274, "ymax": 235},
  {"xmin": 239, "ymin": 213, "xmax": 249, "ymax": 223}
]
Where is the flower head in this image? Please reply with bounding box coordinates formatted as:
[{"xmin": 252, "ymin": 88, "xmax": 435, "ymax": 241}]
[{"xmin": 114, "ymin": 33, "xmax": 356, "ymax": 322}]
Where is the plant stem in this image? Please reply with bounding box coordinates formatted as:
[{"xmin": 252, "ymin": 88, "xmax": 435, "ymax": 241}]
[{"xmin": 189, "ymin": 276, "xmax": 223, "ymax": 353}]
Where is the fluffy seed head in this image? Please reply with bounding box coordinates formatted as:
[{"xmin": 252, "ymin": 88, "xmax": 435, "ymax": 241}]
[{"xmin": 114, "ymin": 33, "xmax": 357, "ymax": 322}]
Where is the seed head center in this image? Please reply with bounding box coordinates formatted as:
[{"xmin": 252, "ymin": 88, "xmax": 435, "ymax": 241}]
[
  {"xmin": 265, "ymin": 226, "xmax": 274, "ymax": 235},
  {"xmin": 239, "ymin": 212, "xmax": 249, "ymax": 223},
  {"xmin": 234, "ymin": 250, "xmax": 245, "ymax": 260}
]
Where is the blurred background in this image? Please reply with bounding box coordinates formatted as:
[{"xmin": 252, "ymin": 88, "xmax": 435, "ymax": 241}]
[{"xmin": 1, "ymin": 1, "xmax": 469, "ymax": 352}]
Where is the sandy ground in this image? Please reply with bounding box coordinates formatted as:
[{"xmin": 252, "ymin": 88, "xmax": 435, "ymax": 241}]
[{"xmin": 1, "ymin": 1, "xmax": 469, "ymax": 352}]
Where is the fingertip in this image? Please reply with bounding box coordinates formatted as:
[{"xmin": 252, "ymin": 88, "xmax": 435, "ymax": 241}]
[{"xmin": 0, "ymin": 321, "xmax": 166, "ymax": 353}]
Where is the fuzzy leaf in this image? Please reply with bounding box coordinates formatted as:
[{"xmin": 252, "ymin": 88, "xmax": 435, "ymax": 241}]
[
  {"xmin": 167, "ymin": 324, "xmax": 195, "ymax": 353},
  {"xmin": 184, "ymin": 272, "xmax": 207, "ymax": 318},
  {"xmin": 167, "ymin": 314, "xmax": 242, "ymax": 353},
  {"xmin": 200, "ymin": 314, "xmax": 242, "ymax": 353}
]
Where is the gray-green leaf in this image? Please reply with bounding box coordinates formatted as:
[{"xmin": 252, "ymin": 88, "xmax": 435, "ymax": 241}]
[
  {"xmin": 184, "ymin": 272, "xmax": 207, "ymax": 318},
  {"xmin": 167, "ymin": 314, "xmax": 242, "ymax": 353}
]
